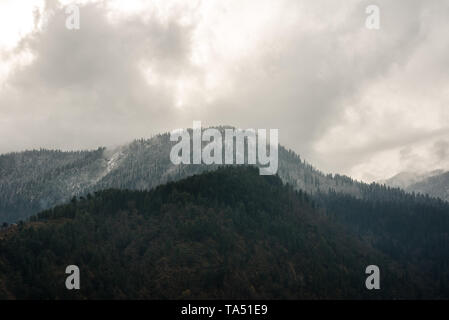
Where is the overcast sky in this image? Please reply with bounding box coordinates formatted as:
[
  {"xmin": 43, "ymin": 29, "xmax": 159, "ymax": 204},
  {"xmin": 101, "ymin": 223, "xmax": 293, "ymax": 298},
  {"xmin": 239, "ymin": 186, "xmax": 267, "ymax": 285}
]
[{"xmin": 1, "ymin": 0, "xmax": 449, "ymax": 182}]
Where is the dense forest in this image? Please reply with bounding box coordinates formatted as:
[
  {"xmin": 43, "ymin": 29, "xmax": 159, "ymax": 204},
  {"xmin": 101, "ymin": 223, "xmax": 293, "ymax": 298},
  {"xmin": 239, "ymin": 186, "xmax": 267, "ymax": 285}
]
[
  {"xmin": 315, "ymin": 187, "xmax": 449, "ymax": 296},
  {"xmin": 0, "ymin": 166, "xmax": 424, "ymax": 299}
]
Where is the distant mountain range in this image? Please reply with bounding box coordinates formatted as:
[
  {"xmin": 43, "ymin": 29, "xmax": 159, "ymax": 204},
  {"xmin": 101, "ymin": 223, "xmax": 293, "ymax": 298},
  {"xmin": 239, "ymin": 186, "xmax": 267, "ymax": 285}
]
[{"xmin": 382, "ymin": 170, "xmax": 449, "ymax": 202}]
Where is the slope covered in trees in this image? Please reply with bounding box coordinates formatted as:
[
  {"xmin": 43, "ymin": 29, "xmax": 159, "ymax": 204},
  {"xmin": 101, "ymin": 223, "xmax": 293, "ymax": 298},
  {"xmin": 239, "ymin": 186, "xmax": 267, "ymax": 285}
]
[
  {"xmin": 0, "ymin": 148, "xmax": 107, "ymax": 222},
  {"xmin": 0, "ymin": 166, "xmax": 420, "ymax": 299},
  {"xmin": 0, "ymin": 128, "xmax": 361, "ymax": 223},
  {"xmin": 315, "ymin": 186, "xmax": 449, "ymax": 297},
  {"xmin": 382, "ymin": 170, "xmax": 449, "ymax": 202},
  {"xmin": 406, "ymin": 171, "xmax": 449, "ymax": 202}
]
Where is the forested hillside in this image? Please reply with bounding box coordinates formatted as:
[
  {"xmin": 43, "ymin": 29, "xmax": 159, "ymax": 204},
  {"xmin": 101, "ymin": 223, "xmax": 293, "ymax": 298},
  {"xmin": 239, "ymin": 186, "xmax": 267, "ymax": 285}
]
[
  {"xmin": 382, "ymin": 170, "xmax": 449, "ymax": 202},
  {"xmin": 315, "ymin": 187, "xmax": 449, "ymax": 297},
  {"xmin": 0, "ymin": 128, "xmax": 361, "ymax": 223},
  {"xmin": 405, "ymin": 171, "xmax": 449, "ymax": 202},
  {"xmin": 0, "ymin": 148, "xmax": 107, "ymax": 222},
  {"xmin": 0, "ymin": 167, "xmax": 420, "ymax": 299}
]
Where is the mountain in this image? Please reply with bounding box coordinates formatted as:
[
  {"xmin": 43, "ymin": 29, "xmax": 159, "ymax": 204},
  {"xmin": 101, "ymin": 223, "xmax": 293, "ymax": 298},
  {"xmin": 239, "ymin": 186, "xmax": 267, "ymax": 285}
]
[
  {"xmin": 3, "ymin": 128, "xmax": 449, "ymax": 298},
  {"xmin": 3, "ymin": 126, "xmax": 448, "ymax": 225},
  {"xmin": 0, "ymin": 167, "xmax": 422, "ymax": 299},
  {"xmin": 382, "ymin": 170, "xmax": 449, "ymax": 202},
  {"xmin": 380, "ymin": 170, "xmax": 443, "ymax": 189},
  {"xmin": 405, "ymin": 171, "xmax": 449, "ymax": 202},
  {"xmin": 1, "ymin": 127, "xmax": 362, "ymax": 223}
]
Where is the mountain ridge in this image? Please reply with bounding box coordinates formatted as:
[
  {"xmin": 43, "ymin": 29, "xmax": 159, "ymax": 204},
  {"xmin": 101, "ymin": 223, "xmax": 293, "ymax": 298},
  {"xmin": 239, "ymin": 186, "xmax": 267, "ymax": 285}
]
[
  {"xmin": 2, "ymin": 127, "xmax": 447, "ymax": 223},
  {"xmin": 382, "ymin": 169, "xmax": 449, "ymax": 202},
  {"xmin": 0, "ymin": 128, "xmax": 361, "ymax": 222}
]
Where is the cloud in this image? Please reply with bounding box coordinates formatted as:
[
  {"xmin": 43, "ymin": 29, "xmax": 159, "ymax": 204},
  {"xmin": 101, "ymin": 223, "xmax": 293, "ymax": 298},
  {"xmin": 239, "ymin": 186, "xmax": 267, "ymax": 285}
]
[
  {"xmin": 0, "ymin": 0, "xmax": 198, "ymax": 151},
  {"xmin": 432, "ymin": 140, "xmax": 449, "ymax": 162},
  {"xmin": 1, "ymin": 0, "xmax": 449, "ymax": 181}
]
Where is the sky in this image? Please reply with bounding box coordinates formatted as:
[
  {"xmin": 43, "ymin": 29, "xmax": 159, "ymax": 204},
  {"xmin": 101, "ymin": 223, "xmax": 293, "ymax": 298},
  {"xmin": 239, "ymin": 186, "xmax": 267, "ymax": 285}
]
[{"xmin": 1, "ymin": 0, "xmax": 449, "ymax": 182}]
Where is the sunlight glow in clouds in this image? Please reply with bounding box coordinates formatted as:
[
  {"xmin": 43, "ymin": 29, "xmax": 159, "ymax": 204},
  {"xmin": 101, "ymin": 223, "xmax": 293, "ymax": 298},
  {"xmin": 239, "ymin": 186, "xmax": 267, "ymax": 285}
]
[
  {"xmin": 0, "ymin": 1, "xmax": 44, "ymax": 50},
  {"xmin": 0, "ymin": 1, "xmax": 43, "ymax": 83}
]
